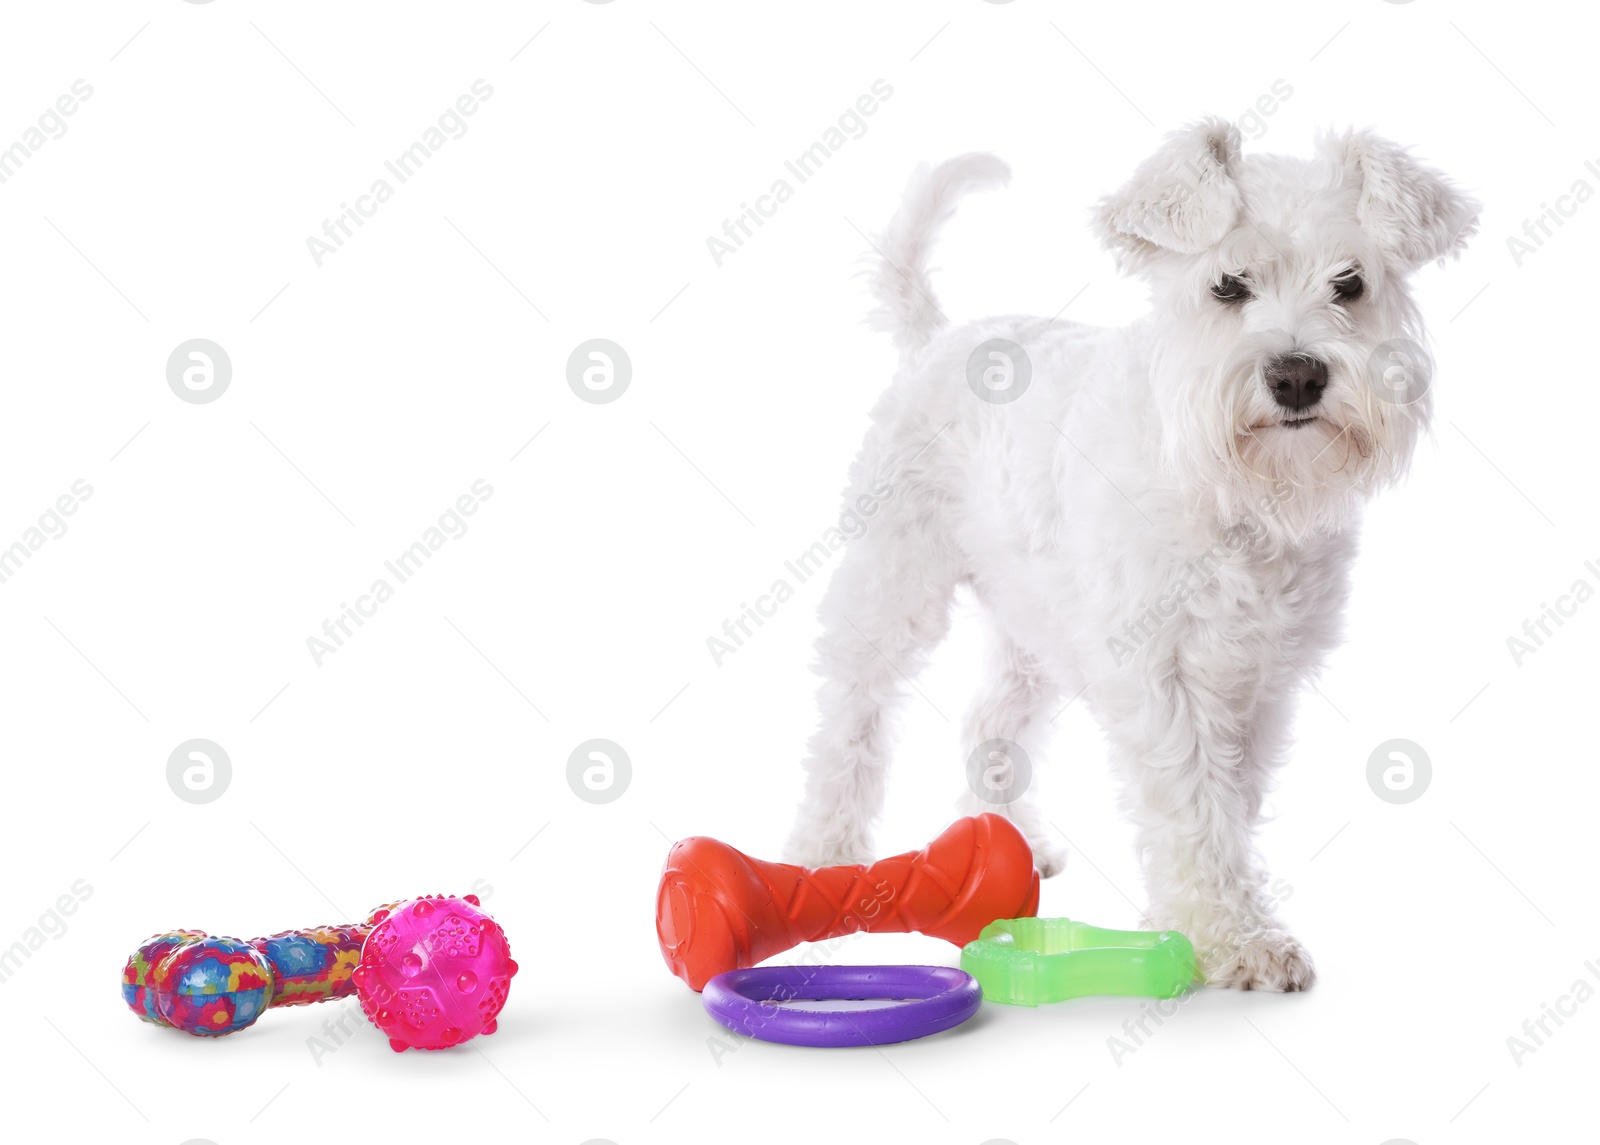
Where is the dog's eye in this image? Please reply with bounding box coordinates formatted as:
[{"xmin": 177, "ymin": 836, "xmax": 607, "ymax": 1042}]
[
  {"xmin": 1332, "ymin": 272, "xmax": 1364, "ymax": 302},
  {"xmin": 1210, "ymin": 275, "xmax": 1251, "ymax": 304}
]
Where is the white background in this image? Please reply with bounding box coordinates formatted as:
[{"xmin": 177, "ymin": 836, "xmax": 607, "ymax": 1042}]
[{"xmin": 0, "ymin": 2, "xmax": 1592, "ymax": 1143}]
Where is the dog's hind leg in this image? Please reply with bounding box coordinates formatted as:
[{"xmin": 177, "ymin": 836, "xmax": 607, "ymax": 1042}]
[
  {"xmin": 956, "ymin": 624, "xmax": 1068, "ymax": 876},
  {"xmin": 784, "ymin": 501, "xmax": 959, "ymax": 869}
]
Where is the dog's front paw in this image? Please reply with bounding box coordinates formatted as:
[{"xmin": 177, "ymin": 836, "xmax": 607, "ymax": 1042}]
[
  {"xmin": 1204, "ymin": 931, "xmax": 1316, "ymax": 992},
  {"xmin": 1031, "ymin": 838, "xmax": 1067, "ymax": 879}
]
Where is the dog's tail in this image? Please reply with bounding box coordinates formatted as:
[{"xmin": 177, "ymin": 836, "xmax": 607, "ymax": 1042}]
[{"xmin": 867, "ymin": 152, "xmax": 1011, "ymax": 358}]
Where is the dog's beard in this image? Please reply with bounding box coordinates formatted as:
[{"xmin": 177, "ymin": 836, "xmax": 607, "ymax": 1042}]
[{"xmin": 1157, "ymin": 331, "xmax": 1428, "ymax": 545}]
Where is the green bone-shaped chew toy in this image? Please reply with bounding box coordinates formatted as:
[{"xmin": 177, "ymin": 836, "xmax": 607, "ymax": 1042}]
[{"xmin": 959, "ymin": 917, "xmax": 1196, "ymax": 1006}]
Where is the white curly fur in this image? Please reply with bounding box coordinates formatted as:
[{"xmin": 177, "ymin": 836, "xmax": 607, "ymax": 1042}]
[{"xmin": 785, "ymin": 119, "xmax": 1479, "ymax": 991}]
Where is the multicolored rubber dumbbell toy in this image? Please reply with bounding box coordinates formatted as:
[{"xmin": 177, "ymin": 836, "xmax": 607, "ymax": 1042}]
[{"xmin": 121, "ymin": 894, "xmax": 516, "ymax": 1052}]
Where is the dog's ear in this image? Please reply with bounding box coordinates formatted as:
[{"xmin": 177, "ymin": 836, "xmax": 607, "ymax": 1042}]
[
  {"xmin": 1318, "ymin": 128, "xmax": 1480, "ymax": 269},
  {"xmin": 1093, "ymin": 117, "xmax": 1243, "ymax": 259}
]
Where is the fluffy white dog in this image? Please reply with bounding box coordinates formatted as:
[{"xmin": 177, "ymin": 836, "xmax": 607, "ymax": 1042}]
[{"xmin": 785, "ymin": 119, "xmax": 1478, "ymax": 990}]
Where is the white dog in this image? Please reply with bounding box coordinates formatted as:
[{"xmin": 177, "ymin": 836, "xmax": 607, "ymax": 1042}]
[{"xmin": 785, "ymin": 119, "xmax": 1478, "ymax": 990}]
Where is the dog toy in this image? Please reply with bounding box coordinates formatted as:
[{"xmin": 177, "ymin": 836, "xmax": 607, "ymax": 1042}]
[
  {"xmin": 121, "ymin": 893, "xmax": 516, "ymax": 1052},
  {"xmin": 959, "ymin": 916, "xmax": 1194, "ymax": 1006},
  {"xmin": 657, "ymin": 813, "xmax": 1039, "ymax": 990},
  {"xmin": 702, "ymin": 965, "xmax": 981, "ymax": 1047}
]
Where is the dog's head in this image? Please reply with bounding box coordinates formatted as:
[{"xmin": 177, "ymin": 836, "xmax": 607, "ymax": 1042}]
[{"xmin": 1095, "ymin": 118, "xmax": 1479, "ymax": 541}]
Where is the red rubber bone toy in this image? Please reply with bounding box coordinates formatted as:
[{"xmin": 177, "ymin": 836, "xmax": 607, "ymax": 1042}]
[{"xmin": 656, "ymin": 813, "xmax": 1040, "ymax": 990}]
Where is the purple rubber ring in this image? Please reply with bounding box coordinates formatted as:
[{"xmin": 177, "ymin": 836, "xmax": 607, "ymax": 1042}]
[{"xmin": 701, "ymin": 965, "xmax": 982, "ymax": 1048}]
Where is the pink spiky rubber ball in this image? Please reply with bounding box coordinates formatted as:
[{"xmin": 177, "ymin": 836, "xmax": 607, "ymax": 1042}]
[{"xmin": 354, "ymin": 894, "xmax": 517, "ymax": 1052}]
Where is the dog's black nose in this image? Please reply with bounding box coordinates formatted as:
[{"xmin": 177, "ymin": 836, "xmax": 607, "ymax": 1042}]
[{"xmin": 1266, "ymin": 354, "xmax": 1328, "ymax": 411}]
